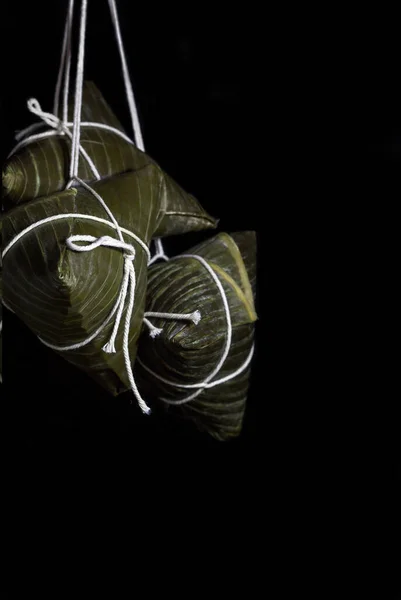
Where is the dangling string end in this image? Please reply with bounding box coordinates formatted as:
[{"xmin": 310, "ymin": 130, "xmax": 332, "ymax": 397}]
[
  {"xmin": 143, "ymin": 317, "xmax": 163, "ymax": 338},
  {"xmin": 102, "ymin": 340, "xmax": 116, "ymax": 354},
  {"xmin": 149, "ymin": 327, "xmax": 163, "ymax": 338},
  {"xmin": 191, "ymin": 310, "xmax": 201, "ymax": 325}
]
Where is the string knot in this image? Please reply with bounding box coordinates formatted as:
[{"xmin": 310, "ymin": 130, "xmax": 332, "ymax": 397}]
[
  {"xmin": 66, "ymin": 235, "xmax": 136, "ymax": 353},
  {"xmin": 27, "ymin": 98, "xmax": 43, "ymax": 115},
  {"xmin": 66, "ymin": 234, "xmax": 135, "ymax": 260},
  {"xmin": 17, "ymin": 99, "xmax": 102, "ymax": 182},
  {"xmin": 27, "ymin": 98, "xmax": 62, "ymax": 131},
  {"xmin": 66, "ymin": 231, "xmax": 150, "ymax": 413}
]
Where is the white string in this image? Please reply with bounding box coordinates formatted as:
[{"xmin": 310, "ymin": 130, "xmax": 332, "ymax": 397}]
[
  {"xmin": 148, "ymin": 238, "xmax": 170, "ymax": 265},
  {"xmin": 107, "ymin": 0, "xmax": 144, "ymax": 150},
  {"xmin": 2, "ymin": 213, "xmax": 151, "ymax": 262},
  {"xmin": 107, "ymin": 0, "xmax": 167, "ymax": 260},
  {"xmin": 7, "ymin": 0, "xmax": 167, "ymax": 265},
  {"xmin": 142, "ymin": 318, "xmax": 163, "ymax": 338},
  {"xmin": 10, "ymin": 121, "xmax": 135, "ymax": 159},
  {"xmin": 15, "ymin": 121, "xmax": 46, "ymax": 142},
  {"xmin": 1, "ymin": 206, "xmax": 196, "ymax": 414},
  {"xmin": 67, "ymin": 234, "xmax": 134, "ymax": 352},
  {"xmin": 1, "ymin": 199, "xmax": 153, "ymax": 414},
  {"xmin": 71, "ymin": 177, "xmax": 124, "ymax": 242},
  {"xmin": 69, "ymin": 0, "xmax": 88, "ymax": 180},
  {"xmin": 63, "ymin": 0, "xmax": 136, "ymax": 364},
  {"xmin": 142, "ymin": 309, "xmax": 201, "ymax": 338},
  {"xmin": 2, "ymin": 209, "xmax": 152, "ymax": 413},
  {"xmin": 53, "ymin": 0, "xmax": 75, "ymax": 120},
  {"xmin": 137, "ymin": 254, "xmax": 238, "ymax": 405},
  {"xmin": 67, "ymin": 234, "xmax": 151, "ymax": 414},
  {"xmin": 137, "ymin": 344, "xmax": 255, "ymax": 393},
  {"xmin": 145, "ymin": 310, "xmax": 201, "ymax": 325},
  {"xmin": 41, "ymin": 296, "xmax": 121, "ymax": 352},
  {"xmin": 7, "ymin": 100, "xmax": 101, "ymax": 181},
  {"xmin": 62, "ymin": 0, "xmax": 75, "ymax": 124},
  {"xmin": 2, "ymin": 215, "xmax": 150, "ymax": 360},
  {"xmin": 8, "ymin": 105, "xmax": 168, "ymax": 267}
]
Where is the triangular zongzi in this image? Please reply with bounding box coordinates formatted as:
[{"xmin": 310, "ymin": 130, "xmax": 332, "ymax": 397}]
[
  {"xmin": 135, "ymin": 231, "xmax": 257, "ymax": 440},
  {"xmin": 3, "ymin": 82, "xmax": 181, "ymax": 209},
  {"xmin": 2, "ymin": 169, "xmax": 217, "ymax": 395}
]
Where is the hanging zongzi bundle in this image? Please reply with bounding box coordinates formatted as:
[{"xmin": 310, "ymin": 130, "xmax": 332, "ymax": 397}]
[
  {"xmin": 2, "ymin": 168, "xmax": 217, "ymax": 395},
  {"xmin": 135, "ymin": 231, "xmax": 257, "ymax": 440}
]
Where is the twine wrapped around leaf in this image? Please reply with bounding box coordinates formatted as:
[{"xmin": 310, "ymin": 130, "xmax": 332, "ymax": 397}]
[
  {"xmin": 3, "ymin": 82, "xmax": 179, "ymax": 208},
  {"xmin": 2, "ymin": 165, "xmax": 217, "ymax": 395},
  {"xmin": 135, "ymin": 231, "xmax": 257, "ymax": 441}
]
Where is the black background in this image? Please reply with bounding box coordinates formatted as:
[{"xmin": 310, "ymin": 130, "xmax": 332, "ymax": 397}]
[
  {"xmin": 1, "ymin": 1, "xmax": 267, "ymax": 480},
  {"xmin": 1, "ymin": 4, "xmax": 401, "ymax": 594}
]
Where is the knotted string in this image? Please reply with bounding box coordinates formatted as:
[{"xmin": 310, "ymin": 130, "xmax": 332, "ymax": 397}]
[
  {"xmin": 10, "ymin": 102, "xmax": 136, "ymax": 159},
  {"xmin": 9, "ymin": 0, "xmax": 167, "ymax": 266},
  {"xmin": 15, "ymin": 98, "xmax": 102, "ymax": 181},
  {"xmin": 66, "ymin": 234, "xmax": 151, "ymax": 413},
  {"xmin": 54, "ymin": 0, "xmax": 75, "ymax": 122},
  {"xmin": 106, "ymin": 0, "xmax": 167, "ymax": 261},
  {"xmin": 107, "ymin": 0, "xmax": 144, "ymax": 151}
]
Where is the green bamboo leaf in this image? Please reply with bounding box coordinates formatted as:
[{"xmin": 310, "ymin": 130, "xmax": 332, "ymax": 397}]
[
  {"xmin": 2, "ymin": 168, "xmax": 217, "ymax": 395},
  {"xmin": 135, "ymin": 231, "xmax": 257, "ymax": 441}
]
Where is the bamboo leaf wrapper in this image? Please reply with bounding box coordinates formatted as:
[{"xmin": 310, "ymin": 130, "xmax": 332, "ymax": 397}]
[
  {"xmin": 135, "ymin": 231, "xmax": 257, "ymax": 440},
  {"xmin": 3, "ymin": 82, "xmax": 171, "ymax": 208},
  {"xmin": 2, "ymin": 168, "xmax": 217, "ymax": 395}
]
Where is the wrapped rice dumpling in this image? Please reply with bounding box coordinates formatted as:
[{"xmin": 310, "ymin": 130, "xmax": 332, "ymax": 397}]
[
  {"xmin": 3, "ymin": 81, "xmax": 169, "ymax": 208},
  {"xmin": 2, "ymin": 169, "xmax": 217, "ymax": 395},
  {"xmin": 135, "ymin": 231, "xmax": 257, "ymax": 440}
]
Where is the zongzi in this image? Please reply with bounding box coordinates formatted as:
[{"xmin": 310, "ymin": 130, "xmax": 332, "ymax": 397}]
[
  {"xmin": 135, "ymin": 231, "xmax": 257, "ymax": 440},
  {"xmin": 3, "ymin": 82, "xmax": 176, "ymax": 208},
  {"xmin": 2, "ymin": 168, "xmax": 217, "ymax": 395}
]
